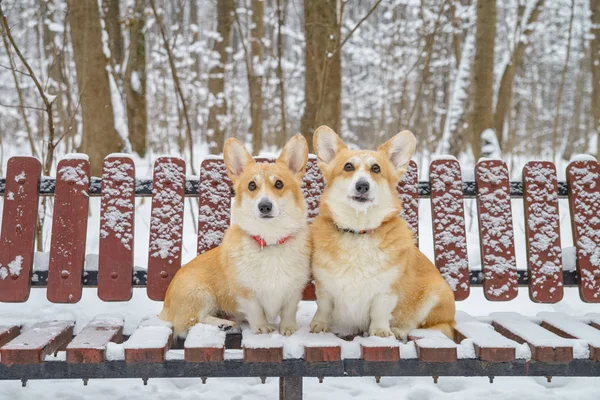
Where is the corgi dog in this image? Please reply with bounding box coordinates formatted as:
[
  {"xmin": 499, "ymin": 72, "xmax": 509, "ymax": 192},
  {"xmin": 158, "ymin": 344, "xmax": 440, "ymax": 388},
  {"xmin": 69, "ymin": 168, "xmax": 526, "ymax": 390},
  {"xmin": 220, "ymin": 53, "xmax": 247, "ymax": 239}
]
[
  {"xmin": 309, "ymin": 126, "xmax": 455, "ymax": 340},
  {"xmin": 160, "ymin": 134, "xmax": 311, "ymax": 338}
]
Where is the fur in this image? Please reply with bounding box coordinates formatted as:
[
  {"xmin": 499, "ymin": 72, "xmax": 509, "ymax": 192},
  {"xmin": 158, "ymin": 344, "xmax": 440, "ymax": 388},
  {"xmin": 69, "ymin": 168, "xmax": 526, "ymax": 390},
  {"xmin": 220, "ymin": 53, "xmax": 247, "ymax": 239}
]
[
  {"xmin": 160, "ymin": 134, "xmax": 311, "ymax": 338},
  {"xmin": 309, "ymin": 126, "xmax": 456, "ymax": 340}
]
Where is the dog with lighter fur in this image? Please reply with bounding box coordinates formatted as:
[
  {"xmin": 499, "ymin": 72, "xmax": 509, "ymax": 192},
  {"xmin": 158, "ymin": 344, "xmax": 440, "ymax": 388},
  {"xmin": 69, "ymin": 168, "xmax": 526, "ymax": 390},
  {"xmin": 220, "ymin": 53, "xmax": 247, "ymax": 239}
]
[
  {"xmin": 160, "ymin": 134, "xmax": 311, "ymax": 338},
  {"xmin": 309, "ymin": 126, "xmax": 456, "ymax": 341}
]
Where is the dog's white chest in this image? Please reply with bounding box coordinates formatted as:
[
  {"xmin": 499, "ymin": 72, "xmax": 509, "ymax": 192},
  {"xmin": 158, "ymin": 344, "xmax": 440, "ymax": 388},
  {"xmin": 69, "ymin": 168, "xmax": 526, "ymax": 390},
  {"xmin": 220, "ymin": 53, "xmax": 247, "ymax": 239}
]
[
  {"xmin": 314, "ymin": 236, "xmax": 398, "ymax": 335},
  {"xmin": 235, "ymin": 233, "xmax": 310, "ymax": 321}
]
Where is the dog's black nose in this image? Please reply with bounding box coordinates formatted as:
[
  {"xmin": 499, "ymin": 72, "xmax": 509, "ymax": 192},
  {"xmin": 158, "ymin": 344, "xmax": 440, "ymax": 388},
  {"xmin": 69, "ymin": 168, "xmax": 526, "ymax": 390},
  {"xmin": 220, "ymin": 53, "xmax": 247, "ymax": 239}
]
[
  {"xmin": 258, "ymin": 200, "xmax": 273, "ymax": 214},
  {"xmin": 355, "ymin": 180, "xmax": 370, "ymax": 194}
]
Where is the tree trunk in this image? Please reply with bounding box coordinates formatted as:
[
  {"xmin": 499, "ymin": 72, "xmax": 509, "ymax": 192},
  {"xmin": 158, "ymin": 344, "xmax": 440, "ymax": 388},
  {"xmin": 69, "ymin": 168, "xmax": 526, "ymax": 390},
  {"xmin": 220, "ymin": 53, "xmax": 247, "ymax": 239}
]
[
  {"xmin": 250, "ymin": 0, "xmax": 264, "ymax": 154},
  {"xmin": 472, "ymin": 0, "xmax": 496, "ymax": 160},
  {"xmin": 301, "ymin": 0, "xmax": 341, "ymax": 151},
  {"xmin": 68, "ymin": 0, "xmax": 124, "ymax": 175},
  {"xmin": 563, "ymin": 48, "xmax": 587, "ymax": 161},
  {"xmin": 207, "ymin": 0, "xmax": 235, "ymax": 154},
  {"xmin": 102, "ymin": 0, "xmax": 124, "ymax": 67},
  {"xmin": 591, "ymin": 0, "xmax": 600, "ymax": 157},
  {"xmin": 124, "ymin": 0, "xmax": 147, "ymax": 157},
  {"xmin": 276, "ymin": 0, "xmax": 288, "ymax": 149}
]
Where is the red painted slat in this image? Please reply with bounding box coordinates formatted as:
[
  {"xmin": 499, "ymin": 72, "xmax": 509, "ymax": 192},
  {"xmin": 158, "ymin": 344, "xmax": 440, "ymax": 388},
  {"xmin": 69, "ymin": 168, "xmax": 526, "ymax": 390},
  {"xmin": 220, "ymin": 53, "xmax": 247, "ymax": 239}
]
[
  {"xmin": 429, "ymin": 158, "xmax": 470, "ymax": 300},
  {"xmin": 98, "ymin": 155, "xmax": 136, "ymax": 301},
  {"xmin": 66, "ymin": 317, "xmax": 123, "ymax": 363},
  {"xmin": 397, "ymin": 160, "xmax": 419, "ymax": 244},
  {"xmin": 47, "ymin": 157, "xmax": 90, "ymax": 303},
  {"xmin": 0, "ymin": 157, "xmax": 41, "ymax": 302},
  {"xmin": 197, "ymin": 158, "xmax": 231, "ymax": 255},
  {"xmin": 475, "ymin": 160, "xmax": 518, "ymax": 301},
  {"xmin": 147, "ymin": 157, "xmax": 186, "ymax": 301},
  {"xmin": 302, "ymin": 157, "xmax": 324, "ymax": 223},
  {"xmin": 0, "ymin": 325, "xmax": 20, "ymax": 348},
  {"xmin": 567, "ymin": 159, "xmax": 600, "ymax": 302},
  {"xmin": 522, "ymin": 162, "xmax": 563, "ymax": 303}
]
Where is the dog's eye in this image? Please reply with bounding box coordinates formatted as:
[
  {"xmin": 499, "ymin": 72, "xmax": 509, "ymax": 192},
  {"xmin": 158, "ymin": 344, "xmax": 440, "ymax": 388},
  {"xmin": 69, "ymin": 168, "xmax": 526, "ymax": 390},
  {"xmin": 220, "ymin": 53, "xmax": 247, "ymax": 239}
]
[
  {"xmin": 275, "ymin": 180, "xmax": 284, "ymax": 189},
  {"xmin": 371, "ymin": 164, "xmax": 381, "ymax": 173},
  {"xmin": 248, "ymin": 181, "xmax": 257, "ymax": 191},
  {"xmin": 344, "ymin": 163, "xmax": 354, "ymax": 172}
]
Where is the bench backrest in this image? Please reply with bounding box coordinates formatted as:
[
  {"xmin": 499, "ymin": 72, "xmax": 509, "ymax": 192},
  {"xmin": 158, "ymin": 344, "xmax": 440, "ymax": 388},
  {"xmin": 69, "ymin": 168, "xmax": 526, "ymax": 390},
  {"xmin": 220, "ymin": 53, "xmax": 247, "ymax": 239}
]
[{"xmin": 0, "ymin": 155, "xmax": 599, "ymax": 305}]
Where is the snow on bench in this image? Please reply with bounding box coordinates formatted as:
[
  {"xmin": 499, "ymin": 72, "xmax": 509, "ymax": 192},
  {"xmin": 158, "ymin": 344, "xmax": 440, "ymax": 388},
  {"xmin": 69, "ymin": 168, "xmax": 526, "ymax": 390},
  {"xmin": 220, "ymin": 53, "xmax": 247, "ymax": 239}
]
[
  {"xmin": 66, "ymin": 314, "xmax": 124, "ymax": 363},
  {"xmin": 184, "ymin": 323, "xmax": 227, "ymax": 362},
  {"xmin": 538, "ymin": 312, "xmax": 600, "ymax": 361},
  {"xmin": 0, "ymin": 320, "xmax": 74, "ymax": 365},
  {"xmin": 123, "ymin": 315, "xmax": 172, "ymax": 363},
  {"xmin": 397, "ymin": 160, "xmax": 419, "ymax": 243},
  {"xmin": 454, "ymin": 321, "xmax": 530, "ymax": 362},
  {"xmin": 585, "ymin": 313, "xmax": 600, "ymax": 330},
  {"xmin": 409, "ymin": 329, "xmax": 457, "ymax": 362},
  {"xmin": 490, "ymin": 312, "xmax": 587, "ymax": 362}
]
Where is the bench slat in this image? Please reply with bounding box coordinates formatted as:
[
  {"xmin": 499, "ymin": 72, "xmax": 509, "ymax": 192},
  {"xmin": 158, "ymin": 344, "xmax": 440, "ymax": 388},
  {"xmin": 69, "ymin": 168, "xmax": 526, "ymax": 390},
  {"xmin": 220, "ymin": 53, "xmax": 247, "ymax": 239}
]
[
  {"xmin": 0, "ymin": 157, "xmax": 41, "ymax": 302},
  {"xmin": 475, "ymin": 160, "xmax": 518, "ymax": 301},
  {"xmin": 66, "ymin": 316, "xmax": 124, "ymax": 363},
  {"xmin": 523, "ymin": 162, "xmax": 564, "ymax": 303},
  {"xmin": 567, "ymin": 159, "xmax": 600, "ymax": 302},
  {"xmin": 397, "ymin": 160, "xmax": 419, "ymax": 244},
  {"xmin": 47, "ymin": 157, "xmax": 90, "ymax": 303},
  {"xmin": 0, "ymin": 325, "xmax": 20, "ymax": 348},
  {"xmin": 242, "ymin": 328, "xmax": 284, "ymax": 363},
  {"xmin": 0, "ymin": 320, "xmax": 74, "ymax": 365},
  {"xmin": 124, "ymin": 316, "xmax": 172, "ymax": 363},
  {"xmin": 538, "ymin": 312, "xmax": 600, "ymax": 361},
  {"xmin": 490, "ymin": 312, "xmax": 573, "ymax": 362},
  {"xmin": 98, "ymin": 156, "xmax": 136, "ymax": 301},
  {"xmin": 147, "ymin": 157, "xmax": 186, "ymax": 301},
  {"xmin": 197, "ymin": 158, "xmax": 231, "ymax": 255},
  {"xmin": 302, "ymin": 158, "xmax": 324, "ymax": 223},
  {"xmin": 184, "ymin": 324, "xmax": 226, "ymax": 362},
  {"xmin": 429, "ymin": 158, "xmax": 470, "ymax": 300},
  {"xmin": 454, "ymin": 321, "xmax": 519, "ymax": 362},
  {"xmin": 409, "ymin": 329, "xmax": 458, "ymax": 362}
]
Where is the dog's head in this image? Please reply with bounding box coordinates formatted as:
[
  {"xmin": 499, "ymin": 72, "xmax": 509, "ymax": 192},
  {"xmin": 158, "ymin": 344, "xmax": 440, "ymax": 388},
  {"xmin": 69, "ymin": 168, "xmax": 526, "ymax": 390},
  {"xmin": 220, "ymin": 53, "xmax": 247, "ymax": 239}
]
[
  {"xmin": 314, "ymin": 126, "xmax": 416, "ymax": 232},
  {"xmin": 224, "ymin": 134, "xmax": 309, "ymax": 243}
]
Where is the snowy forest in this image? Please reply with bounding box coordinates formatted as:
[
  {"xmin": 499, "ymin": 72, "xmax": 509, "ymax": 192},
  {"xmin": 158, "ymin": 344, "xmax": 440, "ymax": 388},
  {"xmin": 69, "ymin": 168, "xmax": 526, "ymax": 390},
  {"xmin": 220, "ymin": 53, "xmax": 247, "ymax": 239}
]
[{"xmin": 0, "ymin": 0, "xmax": 599, "ymax": 178}]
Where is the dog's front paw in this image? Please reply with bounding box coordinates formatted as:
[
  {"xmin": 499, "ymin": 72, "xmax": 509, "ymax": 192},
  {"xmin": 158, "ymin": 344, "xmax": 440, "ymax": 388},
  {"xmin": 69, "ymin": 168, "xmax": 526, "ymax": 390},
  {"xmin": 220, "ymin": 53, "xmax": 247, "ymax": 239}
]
[
  {"xmin": 391, "ymin": 327, "xmax": 410, "ymax": 343},
  {"xmin": 254, "ymin": 324, "xmax": 275, "ymax": 334},
  {"xmin": 279, "ymin": 324, "xmax": 298, "ymax": 336},
  {"xmin": 369, "ymin": 326, "xmax": 394, "ymax": 338},
  {"xmin": 310, "ymin": 320, "xmax": 331, "ymax": 333}
]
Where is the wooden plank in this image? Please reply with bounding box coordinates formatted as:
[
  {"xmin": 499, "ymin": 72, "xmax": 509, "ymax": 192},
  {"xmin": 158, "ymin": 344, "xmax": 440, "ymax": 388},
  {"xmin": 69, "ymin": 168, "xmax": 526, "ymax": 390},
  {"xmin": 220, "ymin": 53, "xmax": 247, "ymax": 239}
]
[
  {"xmin": 454, "ymin": 321, "xmax": 517, "ymax": 362},
  {"xmin": 147, "ymin": 157, "xmax": 186, "ymax": 301},
  {"xmin": 429, "ymin": 158, "xmax": 470, "ymax": 300},
  {"xmin": 184, "ymin": 324, "xmax": 226, "ymax": 362},
  {"xmin": 0, "ymin": 157, "xmax": 41, "ymax": 302},
  {"xmin": 538, "ymin": 312, "xmax": 600, "ymax": 361},
  {"xmin": 66, "ymin": 316, "xmax": 124, "ymax": 363},
  {"xmin": 397, "ymin": 160, "xmax": 419, "ymax": 244},
  {"xmin": 242, "ymin": 328, "xmax": 284, "ymax": 363},
  {"xmin": 47, "ymin": 156, "xmax": 90, "ymax": 303},
  {"xmin": 124, "ymin": 316, "xmax": 172, "ymax": 363},
  {"xmin": 304, "ymin": 346, "xmax": 341, "ymax": 362},
  {"xmin": 490, "ymin": 312, "xmax": 573, "ymax": 363},
  {"xmin": 475, "ymin": 160, "xmax": 518, "ymax": 301},
  {"xmin": 0, "ymin": 321, "xmax": 74, "ymax": 365},
  {"xmin": 567, "ymin": 159, "xmax": 600, "ymax": 302},
  {"xmin": 0, "ymin": 325, "xmax": 20, "ymax": 348},
  {"xmin": 197, "ymin": 158, "xmax": 231, "ymax": 255},
  {"xmin": 302, "ymin": 157, "xmax": 324, "ymax": 223},
  {"xmin": 98, "ymin": 155, "xmax": 136, "ymax": 301},
  {"xmin": 522, "ymin": 161, "xmax": 564, "ymax": 303},
  {"xmin": 361, "ymin": 346, "xmax": 400, "ymax": 362},
  {"xmin": 409, "ymin": 329, "xmax": 457, "ymax": 362}
]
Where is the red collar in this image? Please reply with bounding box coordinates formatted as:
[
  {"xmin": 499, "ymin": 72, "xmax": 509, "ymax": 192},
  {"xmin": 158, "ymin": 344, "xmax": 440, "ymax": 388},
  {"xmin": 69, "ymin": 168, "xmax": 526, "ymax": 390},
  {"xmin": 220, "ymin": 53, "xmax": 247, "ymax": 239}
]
[{"xmin": 251, "ymin": 235, "xmax": 291, "ymax": 248}]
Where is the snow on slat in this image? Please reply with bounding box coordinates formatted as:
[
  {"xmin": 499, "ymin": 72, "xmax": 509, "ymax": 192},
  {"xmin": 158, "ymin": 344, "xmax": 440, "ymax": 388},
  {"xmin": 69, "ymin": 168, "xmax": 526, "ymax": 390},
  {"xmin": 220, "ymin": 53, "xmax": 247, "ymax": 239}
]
[
  {"xmin": 197, "ymin": 158, "xmax": 231, "ymax": 255},
  {"xmin": 409, "ymin": 329, "xmax": 457, "ymax": 362},
  {"xmin": 0, "ymin": 157, "xmax": 41, "ymax": 302},
  {"xmin": 523, "ymin": 162, "xmax": 564, "ymax": 303},
  {"xmin": 242, "ymin": 327, "xmax": 284, "ymax": 362},
  {"xmin": 490, "ymin": 312, "xmax": 582, "ymax": 362},
  {"xmin": 184, "ymin": 324, "xmax": 226, "ymax": 362},
  {"xmin": 147, "ymin": 157, "xmax": 186, "ymax": 301},
  {"xmin": 302, "ymin": 156, "xmax": 324, "ymax": 223},
  {"xmin": 0, "ymin": 320, "xmax": 74, "ymax": 365},
  {"xmin": 429, "ymin": 158, "xmax": 469, "ymax": 300},
  {"xmin": 98, "ymin": 155, "xmax": 135, "ymax": 301},
  {"xmin": 66, "ymin": 315, "xmax": 124, "ymax": 363},
  {"xmin": 47, "ymin": 156, "xmax": 91, "ymax": 303},
  {"xmin": 585, "ymin": 313, "xmax": 600, "ymax": 330},
  {"xmin": 567, "ymin": 159, "xmax": 600, "ymax": 302},
  {"xmin": 397, "ymin": 160, "xmax": 419, "ymax": 244},
  {"xmin": 454, "ymin": 321, "xmax": 531, "ymax": 362},
  {"xmin": 124, "ymin": 315, "xmax": 172, "ymax": 363},
  {"xmin": 0, "ymin": 325, "xmax": 20, "ymax": 349},
  {"xmin": 475, "ymin": 160, "xmax": 518, "ymax": 301},
  {"xmin": 538, "ymin": 312, "xmax": 600, "ymax": 361}
]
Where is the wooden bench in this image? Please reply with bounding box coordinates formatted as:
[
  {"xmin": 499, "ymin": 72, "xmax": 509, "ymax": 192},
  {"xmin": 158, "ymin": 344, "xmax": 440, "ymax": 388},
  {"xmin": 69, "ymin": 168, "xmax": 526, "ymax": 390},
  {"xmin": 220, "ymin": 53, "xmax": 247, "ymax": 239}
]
[{"xmin": 1, "ymin": 154, "xmax": 600, "ymax": 399}]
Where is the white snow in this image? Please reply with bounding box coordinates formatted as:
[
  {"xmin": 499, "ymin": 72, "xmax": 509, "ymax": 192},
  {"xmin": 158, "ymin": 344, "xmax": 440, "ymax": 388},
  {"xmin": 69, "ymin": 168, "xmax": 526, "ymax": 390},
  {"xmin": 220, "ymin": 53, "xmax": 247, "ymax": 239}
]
[
  {"xmin": 538, "ymin": 312, "xmax": 600, "ymax": 347},
  {"xmin": 63, "ymin": 153, "xmax": 90, "ymax": 161},
  {"xmin": 14, "ymin": 170, "xmax": 26, "ymax": 182},
  {"xmin": 58, "ymin": 163, "xmax": 89, "ymax": 186},
  {"xmin": 123, "ymin": 325, "xmax": 172, "ymax": 350},
  {"xmin": 571, "ymin": 154, "xmax": 598, "ymax": 162},
  {"xmin": 185, "ymin": 324, "xmax": 226, "ymax": 348},
  {"xmin": 455, "ymin": 321, "xmax": 531, "ymax": 359}
]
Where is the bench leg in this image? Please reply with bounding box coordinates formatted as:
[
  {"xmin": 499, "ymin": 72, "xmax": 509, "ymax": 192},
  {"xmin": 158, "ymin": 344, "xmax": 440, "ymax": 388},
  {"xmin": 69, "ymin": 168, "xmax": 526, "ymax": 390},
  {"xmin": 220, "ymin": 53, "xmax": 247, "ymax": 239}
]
[{"xmin": 279, "ymin": 377, "xmax": 302, "ymax": 400}]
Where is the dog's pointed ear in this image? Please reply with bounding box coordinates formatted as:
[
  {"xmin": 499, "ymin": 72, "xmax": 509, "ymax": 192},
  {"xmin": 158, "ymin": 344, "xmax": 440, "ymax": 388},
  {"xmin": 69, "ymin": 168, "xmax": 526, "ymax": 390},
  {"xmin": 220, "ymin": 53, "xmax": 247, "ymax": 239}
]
[
  {"xmin": 224, "ymin": 138, "xmax": 255, "ymax": 183},
  {"xmin": 314, "ymin": 125, "xmax": 347, "ymax": 165},
  {"xmin": 378, "ymin": 131, "xmax": 416, "ymax": 175},
  {"xmin": 278, "ymin": 134, "xmax": 309, "ymax": 179}
]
